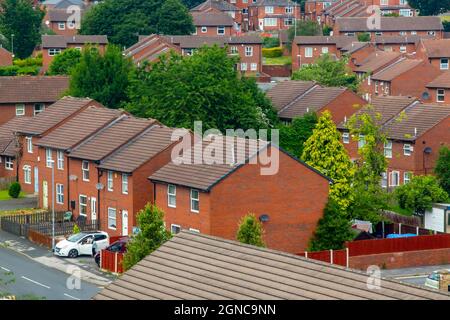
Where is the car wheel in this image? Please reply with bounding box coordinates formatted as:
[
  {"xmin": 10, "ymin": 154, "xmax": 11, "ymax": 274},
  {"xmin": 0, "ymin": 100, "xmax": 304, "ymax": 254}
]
[{"xmin": 68, "ymin": 249, "xmax": 78, "ymax": 258}]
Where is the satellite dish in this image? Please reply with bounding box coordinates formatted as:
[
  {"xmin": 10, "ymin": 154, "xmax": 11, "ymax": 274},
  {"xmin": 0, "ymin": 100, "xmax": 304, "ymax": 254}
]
[
  {"xmin": 69, "ymin": 175, "xmax": 78, "ymax": 181},
  {"xmin": 259, "ymin": 214, "xmax": 270, "ymax": 222},
  {"xmin": 421, "ymin": 91, "xmax": 430, "ymax": 100},
  {"xmin": 96, "ymin": 183, "xmax": 104, "ymax": 190}
]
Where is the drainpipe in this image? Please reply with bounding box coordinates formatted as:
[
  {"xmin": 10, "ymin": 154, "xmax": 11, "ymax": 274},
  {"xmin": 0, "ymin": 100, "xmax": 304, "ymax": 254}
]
[
  {"xmin": 67, "ymin": 155, "xmax": 70, "ymax": 211},
  {"xmin": 97, "ymin": 169, "xmax": 103, "ymax": 229}
]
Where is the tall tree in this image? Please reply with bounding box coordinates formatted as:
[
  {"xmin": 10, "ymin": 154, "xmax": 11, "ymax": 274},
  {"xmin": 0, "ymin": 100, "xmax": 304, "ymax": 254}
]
[
  {"xmin": 126, "ymin": 46, "xmax": 278, "ymax": 132},
  {"xmin": 47, "ymin": 48, "xmax": 82, "ymax": 75},
  {"xmin": 292, "ymin": 54, "xmax": 360, "ymax": 92},
  {"xmin": 308, "ymin": 199, "xmax": 354, "ymax": 251},
  {"xmin": 158, "ymin": 0, "xmax": 195, "ymax": 35},
  {"xmin": 181, "ymin": 0, "xmax": 204, "ymax": 8},
  {"xmin": 122, "ymin": 204, "xmax": 172, "ymax": 271},
  {"xmin": 407, "ymin": 0, "xmax": 450, "ymax": 16},
  {"xmin": 236, "ymin": 213, "xmax": 265, "ymax": 247},
  {"xmin": 0, "ymin": 0, "xmax": 44, "ymax": 59},
  {"xmin": 302, "ymin": 111, "xmax": 355, "ymax": 211},
  {"xmin": 435, "ymin": 146, "xmax": 450, "ymax": 196},
  {"xmin": 286, "ymin": 20, "xmax": 322, "ymax": 51},
  {"xmin": 278, "ymin": 112, "xmax": 317, "ymax": 159},
  {"xmin": 67, "ymin": 45, "xmax": 133, "ymax": 108},
  {"xmin": 80, "ymin": 0, "xmax": 194, "ymax": 48}
]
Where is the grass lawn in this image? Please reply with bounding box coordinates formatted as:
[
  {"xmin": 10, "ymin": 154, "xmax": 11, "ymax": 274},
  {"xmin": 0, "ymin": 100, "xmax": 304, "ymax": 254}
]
[
  {"xmin": 264, "ymin": 56, "xmax": 292, "ymax": 66},
  {"xmin": 387, "ymin": 203, "xmax": 414, "ymax": 216},
  {"xmin": 0, "ymin": 190, "xmax": 25, "ymax": 201}
]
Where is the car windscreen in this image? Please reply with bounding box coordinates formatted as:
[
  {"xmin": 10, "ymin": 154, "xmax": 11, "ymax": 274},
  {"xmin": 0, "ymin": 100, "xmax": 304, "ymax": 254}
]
[{"xmin": 67, "ymin": 233, "xmax": 86, "ymax": 242}]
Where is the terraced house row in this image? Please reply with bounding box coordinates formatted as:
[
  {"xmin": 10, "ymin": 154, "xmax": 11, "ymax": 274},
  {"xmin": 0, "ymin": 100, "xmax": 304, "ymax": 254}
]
[{"xmin": 0, "ymin": 96, "xmax": 332, "ymax": 254}]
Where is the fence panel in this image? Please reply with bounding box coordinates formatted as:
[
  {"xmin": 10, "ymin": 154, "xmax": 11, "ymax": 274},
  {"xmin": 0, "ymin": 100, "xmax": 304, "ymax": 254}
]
[{"xmin": 100, "ymin": 250, "xmax": 124, "ymax": 274}]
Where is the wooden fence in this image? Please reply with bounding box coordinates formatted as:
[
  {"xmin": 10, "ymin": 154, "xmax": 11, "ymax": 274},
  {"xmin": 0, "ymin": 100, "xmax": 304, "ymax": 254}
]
[
  {"xmin": 380, "ymin": 211, "xmax": 421, "ymax": 227},
  {"xmin": 28, "ymin": 221, "xmax": 99, "ymax": 237},
  {"xmin": 100, "ymin": 249, "xmax": 124, "ymax": 274}
]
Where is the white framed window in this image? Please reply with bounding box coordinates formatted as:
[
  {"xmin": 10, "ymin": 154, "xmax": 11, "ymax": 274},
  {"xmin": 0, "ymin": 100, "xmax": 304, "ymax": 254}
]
[
  {"xmin": 251, "ymin": 63, "xmax": 257, "ymax": 71},
  {"xmin": 107, "ymin": 171, "xmax": 113, "ymax": 191},
  {"xmin": 428, "ymin": 31, "xmax": 436, "ymax": 36},
  {"xmin": 375, "ymin": 81, "xmax": 379, "ymax": 94},
  {"xmin": 440, "ymin": 58, "xmax": 449, "ymax": 70},
  {"xmin": 46, "ymin": 148, "xmax": 53, "ymax": 168},
  {"xmin": 345, "ymin": 32, "xmax": 355, "ymax": 36},
  {"xmin": 48, "ymin": 48, "xmax": 61, "ymax": 56},
  {"xmin": 26, "ymin": 137, "xmax": 33, "ymax": 153},
  {"xmin": 82, "ymin": 161, "xmax": 89, "ymax": 181},
  {"xmin": 57, "ymin": 150, "xmax": 64, "ymax": 170},
  {"xmin": 264, "ymin": 18, "xmax": 277, "ymax": 27},
  {"xmin": 305, "ymin": 47, "xmax": 313, "ymax": 57},
  {"xmin": 284, "ymin": 18, "xmax": 293, "ymax": 26},
  {"xmin": 380, "ymin": 0, "xmax": 388, "ymax": 5},
  {"xmin": 190, "ymin": 189, "xmax": 200, "ymax": 213},
  {"xmin": 342, "ymin": 132, "xmax": 350, "ymax": 144},
  {"xmin": 122, "ymin": 174, "xmax": 129, "ymax": 195},
  {"xmin": 189, "ymin": 228, "xmax": 200, "ymax": 233},
  {"xmin": 437, "ymin": 89, "xmax": 445, "ymax": 102},
  {"xmin": 217, "ymin": 26, "xmax": 225, "ymax": 35},
  {"xmin": 230, "ymin": 46, "xmax": 238, "ymax": 54},
  {"xmin": 245, "ymin": 46, "xmax": 253, "ymax": 57},
  {"xmin": 384, "ymin": 46, "xmax": 392, "ymax": 52},
  {"xmin": 171, "ymin": 224, "xmax": 181, "ymax": 234},
  {"xmin": 358, "ymin": 134, "xmax": 366, "ymax": 149},
  {"xmin": 403, "ymin": 143, "xmax": 413, "ymax": 156},
  {"xmin": 285, "ymin": 6, "xmax": 293, "ymax": 14},
  {"xmin": 384, "ymin": 140, "xmax": 392, "ymax": 158},
  {"xmin": 389, "ymin": 171, "xmax": 400, "ymax": 187},
  {"xmin": 79, "ymin": 195, "xmax": 87, "ymax": 216},
  {"xmin": 321, "ymin": 47, "xmax": 329, "ymax": 54},
  {"xmin": 201, "ymin": 26, "xmax": 207, "ymax": 33},
  {"xmin": 34, "ymin": 103, "xmax": 45, "ymax": 115},
  {"xmin": 108, "ymin": 207, "xmax": 117, "ymax": 230},
  {"xmin": 16, "ymin": 104, "xmax": 25, "ymax": 116},
  {"xmin": 400, "ymin": 0, "xmax": 407, "ymax": 5},
  {"xmin": 23, "ymin": 165, "xmax": 31, "ymax": 184},
  {"xmin": 183, "ymin": 48, "xmax": 194, "ymax": 56},
  {"xmin": 5, "ymin": 157, "xmax": 13, "ymax": 170},
  {"xmin": 410, "ymin": 31, "xmax": 417, "ymax": 35},
  {"xmin": 241, "ymin": 62, "xmax": 248, "ymax": 71},
  {"xmin": 375, "ymin": 31, "xmax": 383, "ymax": 36},
  {"xmin": 381, "ymin": 172, "xmax": 388, "ymax": 188},
  {"xmin": 400, "ymin": 45, "xmax": 407, "ymax": 53},
  {"xmin": 58, "ymin": 22, "xmax": 65, "ymax": 30},
  {"xmin": 404, "ymin": 172, "xmax": 412, "ymax": 184},
  {"xmin": 265, "ymin": 6, "xmax": 274, "ymax": 13},
  {"xmin": 56, "ymin": 184, "xmax": 64, "ymax": 204},
  {"xmin": 168, "ymin": 184, "xmax": 176, "ymax": 208},
  {"xmin": 399, "ymin": 31, "xmax": 406, "ymax": 36}
]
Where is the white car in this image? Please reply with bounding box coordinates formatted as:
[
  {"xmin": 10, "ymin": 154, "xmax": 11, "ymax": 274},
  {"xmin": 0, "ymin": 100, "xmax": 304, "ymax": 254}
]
[
  {"xmin": 424, "ymin": 269, "xmax": 450, "ymax": 290},
  {"xmin": 54, "ymin": 231, "xmax": 109, "ymax": 258}
]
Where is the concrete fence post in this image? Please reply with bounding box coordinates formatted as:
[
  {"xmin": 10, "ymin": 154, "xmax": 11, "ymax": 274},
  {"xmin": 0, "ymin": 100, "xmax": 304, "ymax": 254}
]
[
  {"xmin": 100, "ymin": 250, "xmax": 102, "ymax": 269},
  {"xmin": 399, "ymin": 223, "xmax": 402, "ymax": 235},
  {"xmin": 330, "ymin": 249, "xmax": 333, "ymax": 265},
  {"xmin": 346, "ymin": 248, "xmax": 349, "ymax": 268},
  {"xmin": 416, "ymin": 226, "xmax": 419, "ymax": 235},
  {"xmin": 114, "ymin": 252, "xmax": 118, "ymax": 273},
  {"xmin": 304, "ymin": 251, "xmax": 308, "ymax": 259}
]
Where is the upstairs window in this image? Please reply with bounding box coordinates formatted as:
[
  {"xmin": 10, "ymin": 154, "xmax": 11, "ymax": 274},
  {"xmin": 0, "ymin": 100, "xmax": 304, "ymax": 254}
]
[
  {"xmin": 217, "ymin": 26, "xmax": 225, "ymax": 35},
  {"xmin": 437, "ymin": 89, "xmax": 445, "ymax": 102},
  {"xmin": 58, "ymin": 22, "xmax": 65, "ymax": 30},
  {"xmin": 190, "ymin": 189, "xmax": 200, "ymax": 213},
  {"xmin": 57, "ymin": 151, "xmax": 64, "ymax": 170},
  {"xmin": 245, "ymin": 46, "xmax": 253, "ymax": 57},
  {"xmin": 122, "ymin": 174, "xmax": 129, "ymax": 195},
  {"xmin": 168, "ymin": 184, "xmax": 176, "ymax": 208},
  {"xmin": 265, "ymin": 6, "xmax": 274, "ymax": 14},
  {"xmin": 384, "ymin": 140, "xmax": 392, "ymax": 158},
  {"xmin": 358, "ymin": 134, "xmax": 366, "ymax": 149},
  {"xmin": 26, "ymin": 137, "xmax": 33, "ymax": 153},
  {"xmin": 403, "ymin": 144, "xmax": 413, "ymax": 156},
  {"xmin": 201, "ymin": 26, "xmax": 207, "ymax": 33},
  {"xmin": 440, "ymin": 58, "xmax": 449, "ymax": 70},
  {"xmin": 342, "ymin": 132, "xmax": 350, "ymax": 144},
  {"xmin": 46, "ymin": 148, "xmax": 53, "ymax": 168},
  {"xmin": 305, "ymin": 47, "xmax": 313, "ymax": 57},
  {"xmin": 48, "ymin": 48, "xmax": 61, "ymax": 56},
  {"xmin": 34, "ymin": 103, "xmax": 45, "ymax": 115},
  {"xmin": 82, "ymin": 161, "xmax": 89, "ymax": 181},
  {"xmin": 16, "ymin": 104, "xmax": 25, "ymax": 116},
  {"xmin": 107, "ymin": 171, "xmax": 114, "ymax": 191}
]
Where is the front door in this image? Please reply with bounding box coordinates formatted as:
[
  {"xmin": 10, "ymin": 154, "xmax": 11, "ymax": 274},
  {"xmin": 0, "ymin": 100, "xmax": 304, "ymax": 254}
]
[
  {"xmin": 91, "ymin": 197, "xmax": 97, "ymax": 221},
  {"xmin": 42, "ymin": 181, "xmax": 48, "ymax": 209},
  {"xmin": 122, "ymin": 210, "xmax": 129, "ymax": 236},
  {"xmin": 34, "ymin": 167, "xmax": 39, "ymax": 194}
]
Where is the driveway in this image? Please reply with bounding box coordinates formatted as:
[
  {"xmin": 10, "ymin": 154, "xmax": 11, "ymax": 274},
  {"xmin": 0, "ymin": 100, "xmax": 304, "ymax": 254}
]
[
  {"xmin": 0, "ymin": 195, "xmax": 38, "ymax": 211},
  {"xmin": 382, "ymin": 264, "xmax": 450, "ymax": 288}
]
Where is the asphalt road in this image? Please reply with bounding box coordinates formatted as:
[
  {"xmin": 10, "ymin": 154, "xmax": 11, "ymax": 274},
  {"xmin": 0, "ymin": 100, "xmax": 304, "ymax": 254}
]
[{"xmin": 0, "ymin": 247, "xmax": 102, "ymax": 300}]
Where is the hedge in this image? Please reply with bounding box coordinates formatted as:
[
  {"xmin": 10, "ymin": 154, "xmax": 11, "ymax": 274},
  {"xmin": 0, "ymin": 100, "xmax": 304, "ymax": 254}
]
[{"xmin": 262, "ymin": 47, "xmax": 283, "ymax": 58}]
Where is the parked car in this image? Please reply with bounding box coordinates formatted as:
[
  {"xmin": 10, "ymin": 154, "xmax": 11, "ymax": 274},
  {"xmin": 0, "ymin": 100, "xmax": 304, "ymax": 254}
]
[
  {"xmin": 54, "ymin": 231, "xmax": 109, "ymax": 258},
  {"xmin": 94, "ymin": 237, "xmax": 129, "ymax": 267},
  {"xmin": 424, "ymin": 269, "xmax": 450, "ymax": 290}
]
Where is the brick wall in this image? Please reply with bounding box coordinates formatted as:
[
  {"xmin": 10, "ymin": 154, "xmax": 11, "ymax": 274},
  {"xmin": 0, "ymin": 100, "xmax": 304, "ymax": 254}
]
[
  {"xmin": 194, "ymin": 25, "xmax": 234, "ymax": 36},
  {"xmin": 292, "ymin": 44, "xmax": 339, "ymax": 70},
  {"xmin": 262, "ymin": 64, "xmax": 291, "ymax": 77},
  {"xmin": 320, "ymin": 90, "xmax": 366, "ymax": 125}
]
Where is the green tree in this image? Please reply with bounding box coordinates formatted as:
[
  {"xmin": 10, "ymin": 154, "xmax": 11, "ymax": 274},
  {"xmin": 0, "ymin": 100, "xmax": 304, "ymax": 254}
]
[
  {"xmin": 278, "ymin": 112, "xmax": 317, "ymax": 158},
  {"xmin": 407, "ymin": 0, "xmax": 450, "ymax": 16},
  {"xmin": 67, "ymin": 45, "xmax": 133, "ymax": 108},
  {"xmin": 236, "ymin": 213, "xmax": 265, "ymax": 247},
  {"xmin": 346, "ymin": 108, "xmax": 390, "ymax": 223},
  {"xmin": 126, "ymin": 46, "xmax": 278, "ymax": 132},
  {"xmin": 80, "ymin": 0, "xmax": 194, "ymax": 48},
  {"xmin": 0, "ymin": 0, "xmax": 44, "ymax": 59},
  {"xmin": 47, "ymin": 48, "xmax": 82, "ymax": 75},
  {"xmin": 357, "ymin": 33, "xmax": 371, "ymax": 42},
  {"xmin": 443, "ymin": 21, "xmax": 450, "ymax": 32},
  {"xmin": 8, "ymin": 182, "xmax": 21, "ymax": 199},
  {"xmin": 292, "ymin": 54, "xmax": 360, "ymax": 92},
  {"xmin": 394, "ymin": 175, "xmax": 449, "ymax": 216},
  {"xmin": 308, "ymin": 199, "xmax": 354, "ymax": 251},
  {"xmin": 122, "ymin": 204, "xmax": 171, "ymax": 271},
  {"xmin": 435, "ymin": 146, "xmax": 450, "ymax": 196},
  {"xmin": 286, "ymin": 20, "xmax": 322, "ymax": 51},
  {"xmin": 322, "ymin": 25, "xmax": 332, "ymax": 36},
  {"xmin": 157, "ymin": 0, "xmax": 195, "ymax": 35},
  {"xmin": 181, "ymin": 0, "xmax": 204, "ymax": 8},
  {"xmin": 302, "ymin": 111, "xmax": 355, "ymax": 211}
]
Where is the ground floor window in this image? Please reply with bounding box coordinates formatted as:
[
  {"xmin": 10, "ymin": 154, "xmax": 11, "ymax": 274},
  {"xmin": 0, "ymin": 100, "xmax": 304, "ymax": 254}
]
[
  {"xmin": 79, "ymin": 195, "xmax": 87, "ymax": 216},
  {"xmin": 23, "ymin": 166, "xmax": 31, "ymax": 184},
  {"xmin": 108, "ymin": 208, "xmax": 117, "ymax": 230},
  {"xmin": 5, "ymin": 157, "xmax": 13, "ymax": 170},
  {"xmin": 171, "ymin": 224, "xmax": 181, "ymax": 234},
  {"xmin": 56, "ymin": 184, "xmax": 64, "ymax": 204}
]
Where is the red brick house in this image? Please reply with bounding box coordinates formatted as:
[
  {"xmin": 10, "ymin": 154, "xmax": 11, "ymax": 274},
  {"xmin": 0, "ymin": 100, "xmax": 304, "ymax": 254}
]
[
  {"xmin": 16, "ymin": 97, "xmax": 105, "ymax": 196},
  {"xmin": 248, "ymin": 0, "xmax": 301, "ymax": 32},
  {"xmin": 149, "ymin": 137, "xmax": 331, "ymax": 254},
  {"xmin": 291, "ymin": 35, "xmax": 357, "ymax": 70},
  {"xmin": 191, "ymin": 11, "xmax": 236, "ymax": 36},
  {"xmin": 304, "ymin": 0, "xmax": 333, "ymax": 22},
  {"xmin": 123, "ymin": 35, "xmax": 182, "ymax": 66},
  {"xmin": 41, "ymin": 35, "xmax": 108, "ymax": 72},
  {"xmin": 374, "ymin": 35, "xmax": 424, "ymax": 54},
  {"xmin": 417, "ymin": 39, "xmax": 450, "ymax": 72},
  {"xmin": 0, "ymin": 47, "xmax": 13, "ymax": 66},
  {"xmin": 266, "ymin": 80, "xmax": 365, "ymax": 124},
  {"xmin": 334, "ymin": 16, "xmax": 443, "ymax": 39},
  {"xmin": 0, "ymin": 76, "xmax": 69, "ymax": 126},
  {"xmin": 191, "ymin": 0, "xmax": 243, "ymax": 31},
  {"xmin": 426, "ymin": 71, "xmax": 450, "ymax": 104},
  {"xmin": 44, "ymin": 9, "xmax": 83, "ymax": 36},
  {"xmin": 369, "ymin": 58, "xmax": 441, "ymax": 100}
]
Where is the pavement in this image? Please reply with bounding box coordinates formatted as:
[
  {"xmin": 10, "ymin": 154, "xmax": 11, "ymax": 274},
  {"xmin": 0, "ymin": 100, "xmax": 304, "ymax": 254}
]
[
  {"xmin": 0, "ymin": 229, "xmax": 116, "ymax": 296},
  {"xmin": 381, "ymin": 264, "xmax": 450, "ymax": 287},
  {"xmin": 0, "ymin": 195, "xmax": 38, "ymax": 211}
]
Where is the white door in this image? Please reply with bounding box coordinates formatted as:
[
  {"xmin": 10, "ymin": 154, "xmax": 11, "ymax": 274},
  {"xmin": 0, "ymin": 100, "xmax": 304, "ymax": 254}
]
[
  {"xmin": 42, "ymin": 181, "xmax": 48, "ymax": 209},
  {"xmin": 258, "ymin": 19, "xmax": 264, "ymax": 31},
  {"xmin": 91, "ymin": 197, "xmax": 97, "ymax": 221},
  {"xmin": 34, "ymin": 167, "xmax": 39, "ymax": 194},
  {"xmin": 122, "ymin": 210, "xmax": 129, "ymax": 236}
]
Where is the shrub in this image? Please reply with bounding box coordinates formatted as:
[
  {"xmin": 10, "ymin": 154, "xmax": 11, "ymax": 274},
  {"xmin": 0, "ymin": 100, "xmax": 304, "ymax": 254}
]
[
  {"xmin": 262, "ymin": 47, "xmax": 283, "ymax": 58},
  {"xmin": 263, "ymin": 37, "xmax": 280, "ymax": 48},
  {"xmin": 8, "ymin": 182, "xmax": 21, "ymax": 199},
  {"xmin": 17, "ymin": 66, "xmax": 40, "ymax": 75},
  {"xmin": 72, "ymin": 224, "xmax": 81, "ymax": 234},
  {"xmin": 236, "ymin": 213, "xmax": 265, "ymax": 247},
  {"xmin": 357, "ymin": 32, "xmax": 371, "ymax": 42},
  {"xmin": 0, "ymin": 65, "xmax": 19, "ymax": 76}
]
